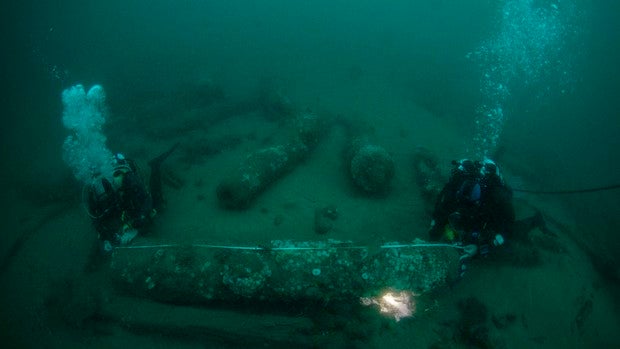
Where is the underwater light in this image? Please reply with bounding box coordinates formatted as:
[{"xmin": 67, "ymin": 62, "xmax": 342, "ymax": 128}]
[{"xmin": 360, "ymin": 290, "xmax": 415, "ymax": 322}]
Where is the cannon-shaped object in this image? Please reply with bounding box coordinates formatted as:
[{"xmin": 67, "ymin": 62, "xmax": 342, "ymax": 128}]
[
  {"xmin": 217, "ymin": 112, "xmax": 326, "ymax": 209},
  {"xmin": 110, "ymin": 239, "xmax": 460, "ymax": 305}
]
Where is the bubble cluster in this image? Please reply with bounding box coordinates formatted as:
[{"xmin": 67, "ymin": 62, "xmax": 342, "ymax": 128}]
[
  {"xmin": 469, "ymin": 0, "xmax": 578, "ymax": 157},
  {"xmin": 61, "ymin": 84, "xmax": 115, "ymax": 189}
]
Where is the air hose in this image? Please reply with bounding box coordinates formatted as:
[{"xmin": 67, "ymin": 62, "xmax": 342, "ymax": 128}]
[{"xmin": 513, "ymin": 183, "xmax": 620, "ymax": 195}]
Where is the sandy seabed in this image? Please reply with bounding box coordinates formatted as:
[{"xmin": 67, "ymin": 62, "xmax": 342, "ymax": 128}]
[{"xmin": 1, "ymin": 84, "xmax": 618, "ymax": 349}]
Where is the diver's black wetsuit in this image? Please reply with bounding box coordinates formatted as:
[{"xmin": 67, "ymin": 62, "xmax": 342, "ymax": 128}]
[
  {"xmin": 87, "ymin": 159, "xmax": 153, "ymax": 243},
  {"xmin": 429, "ymin": 160, "xmax": 542, "ymax": 250},
  {"xmin": 87, "ymin": 144, "xmax": 178, "ymax": 244}
]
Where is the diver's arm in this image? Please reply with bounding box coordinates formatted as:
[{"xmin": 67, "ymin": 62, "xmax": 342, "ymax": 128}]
[
  {"xmin": 120, "ymin": 173, "xmax": 153, "ymax": 229},
  {"xmin": 428, "ymin": 181, "xmax": 461, "ymax": 240}
]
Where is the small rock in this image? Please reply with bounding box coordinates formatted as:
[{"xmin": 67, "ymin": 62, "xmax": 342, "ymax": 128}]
[
  {"xmin": 492, "ymin": 313, "xmax": 517, "ymax": 329},
  {"xmin": 273, "ymin": 214, "xmax": 284, "ymax": 226},
  {"xmin": 314, "ymin": 205, "xmax": 338, "ymax": 234}
]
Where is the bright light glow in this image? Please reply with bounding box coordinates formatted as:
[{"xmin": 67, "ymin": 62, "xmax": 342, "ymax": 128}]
[{"xmin": 360, "ymin": 290, "xmax": 415, "ymax": 322}]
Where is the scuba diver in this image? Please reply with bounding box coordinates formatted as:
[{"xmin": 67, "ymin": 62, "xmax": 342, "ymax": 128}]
[
  {"xmin": 85, "ymin": 143, "xmax": 178, "ymax": 252},
  {"xmin": 427, "ymin": 158, "xmax": 546, "ymax": 277}
]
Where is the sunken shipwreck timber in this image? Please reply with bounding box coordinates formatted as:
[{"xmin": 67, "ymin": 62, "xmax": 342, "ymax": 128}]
[
  {"xmin": 216, "ymin": 112, "xmax": 327, "ymax": 209},
  {"xmin": 110, "ymin": 239, "xmax": 461, "ymax": 305}
]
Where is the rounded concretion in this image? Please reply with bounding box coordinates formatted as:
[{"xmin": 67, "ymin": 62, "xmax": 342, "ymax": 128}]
[{"xmin": 350, "ymin": 144, "xmax": 395, "ymax": 193}]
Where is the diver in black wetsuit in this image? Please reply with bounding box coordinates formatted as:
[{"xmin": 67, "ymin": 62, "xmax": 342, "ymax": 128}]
[
  {"xmin": 85, "ymin": 143, "xmax": 178, "ymax": 251},
  {"xmin": 428, "ymin": 159, "xmax": 546, "ymax": 276}
]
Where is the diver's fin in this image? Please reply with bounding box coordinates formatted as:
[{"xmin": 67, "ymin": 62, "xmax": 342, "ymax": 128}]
[
  {"xmin": 534, "ymin": 210, "xmax": 557, "ymax": 237},
  {"xmin": 149, "ymin": 142, "xmax": 180, "ymax": 168},
  {"xmin": 102, "ymin": 178, "xmax": 115, "ymax": 195}
]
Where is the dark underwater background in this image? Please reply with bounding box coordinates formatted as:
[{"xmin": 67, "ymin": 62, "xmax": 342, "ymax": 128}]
[{"xmin": 1, "ymin": 1, "xmax": 619, "ymax": 348}]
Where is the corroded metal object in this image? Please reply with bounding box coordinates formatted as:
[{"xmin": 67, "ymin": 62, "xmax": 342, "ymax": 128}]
[
  {"xmin": 110, "ymin": 239, "xmax": 460, "ymax": 305},
  {"xmin": 345, "ymin": 138, "xmax": 395, "ymax": 194},
  {"xmin": 216, "ymin": 112, "xmax": 326, "ymax": 209}
]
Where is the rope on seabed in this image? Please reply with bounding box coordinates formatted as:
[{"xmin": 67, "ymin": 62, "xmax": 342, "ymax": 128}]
[
  {"xmin": 113, "ymin": 242, "xmax": 465, "ymax": 251},
  {"xmin": 513, "ymin": 183, "xmax": 620, "ymax": 194}
]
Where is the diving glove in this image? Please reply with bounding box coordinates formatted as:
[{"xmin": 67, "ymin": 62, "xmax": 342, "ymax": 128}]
[
  {"xmin": 493, "ymin": 234, "xmax": 505, "ymax": 246},
  {"xmin": 118, "ymin": 224, "xmax": 138, "ymax": 245},
  {"xmin": 462, "ymin": 244, "xmax": 478, "ymax": 258}
]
